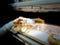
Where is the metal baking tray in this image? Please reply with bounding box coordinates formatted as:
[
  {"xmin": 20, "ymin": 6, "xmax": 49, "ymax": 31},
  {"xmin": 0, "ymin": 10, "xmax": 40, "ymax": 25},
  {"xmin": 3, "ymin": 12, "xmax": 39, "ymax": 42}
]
[{"xmin": 10, "ymin": 24, "xmax": 60, "ymax": 45}]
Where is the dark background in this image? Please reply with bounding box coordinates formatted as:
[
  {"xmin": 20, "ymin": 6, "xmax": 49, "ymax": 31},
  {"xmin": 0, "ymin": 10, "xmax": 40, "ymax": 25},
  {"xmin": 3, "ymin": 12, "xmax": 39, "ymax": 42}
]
[
  {"xmin": 0, "ymin": 0, "xmax": 60, "ymax": 45},
  {"xmin": 0, "ymin": 0, "xmax": 60, "ymax": 27}
]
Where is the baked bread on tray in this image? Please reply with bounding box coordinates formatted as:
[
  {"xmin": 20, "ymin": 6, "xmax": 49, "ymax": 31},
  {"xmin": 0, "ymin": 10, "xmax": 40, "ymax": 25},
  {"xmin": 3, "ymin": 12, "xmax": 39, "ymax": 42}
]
[{"xmin": 11, "ymin": 16, "xmax": 45, "ymax": 33}]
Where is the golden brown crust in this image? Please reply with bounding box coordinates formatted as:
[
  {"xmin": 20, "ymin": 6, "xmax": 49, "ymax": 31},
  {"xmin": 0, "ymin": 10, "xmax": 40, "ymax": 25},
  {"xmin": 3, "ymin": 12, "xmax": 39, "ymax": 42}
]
[
  {"xmin": 33, "ymin": 18, "xmax": 45, "ymax": 24},
  {"xmin": 12, "ymin": 17, "xmax": 45, "ymax": 33}
]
